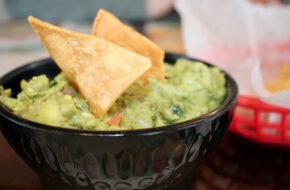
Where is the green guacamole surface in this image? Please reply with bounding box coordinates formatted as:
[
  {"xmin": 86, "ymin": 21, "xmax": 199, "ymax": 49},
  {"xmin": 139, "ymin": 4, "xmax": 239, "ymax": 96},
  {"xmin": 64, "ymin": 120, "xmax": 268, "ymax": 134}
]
[{"xmin": 0, "ymin": 59, "xmax": 226, "ymax": 130}]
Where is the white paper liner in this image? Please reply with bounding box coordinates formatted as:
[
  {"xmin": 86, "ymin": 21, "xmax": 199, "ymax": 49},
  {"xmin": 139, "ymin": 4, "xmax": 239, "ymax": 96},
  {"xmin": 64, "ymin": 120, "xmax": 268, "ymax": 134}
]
[{"xmin": 175, "ymin": 0, "xmax": 290, "ymax": 109}]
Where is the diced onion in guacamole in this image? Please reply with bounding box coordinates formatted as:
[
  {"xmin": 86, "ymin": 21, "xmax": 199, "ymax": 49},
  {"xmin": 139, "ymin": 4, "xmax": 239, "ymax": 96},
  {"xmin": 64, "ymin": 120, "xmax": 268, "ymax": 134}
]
[{"xmin": 0, "ymin": 59, "xmax": 227, "ymax": 130}]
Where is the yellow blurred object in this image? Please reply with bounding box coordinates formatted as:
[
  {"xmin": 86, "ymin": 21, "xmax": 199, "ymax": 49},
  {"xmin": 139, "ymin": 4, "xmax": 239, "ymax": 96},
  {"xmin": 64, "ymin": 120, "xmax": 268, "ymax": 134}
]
[
  {"xmin": 144, "ymin": 21, "xmax": 184, "ymax": 54},
  {"xmin": 249, "ymin": 0, "xmax": 283, "ymax": 5},
  {"xmin": 265, "ymin": 64, "xmax": 290, "ymax": 92}
]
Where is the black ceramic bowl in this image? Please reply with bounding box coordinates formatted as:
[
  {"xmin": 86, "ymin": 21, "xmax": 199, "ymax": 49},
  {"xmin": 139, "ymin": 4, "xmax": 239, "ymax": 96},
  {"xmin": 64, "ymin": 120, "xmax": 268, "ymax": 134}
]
[{"xmin": 0, "ymin": 53, "xmax": 238, "ymax": 190}]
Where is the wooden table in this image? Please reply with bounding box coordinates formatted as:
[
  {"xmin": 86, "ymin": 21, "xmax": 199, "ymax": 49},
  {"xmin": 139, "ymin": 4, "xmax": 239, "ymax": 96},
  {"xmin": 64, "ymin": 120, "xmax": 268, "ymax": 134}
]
[{"xmin": 0, "ymin": 132, "xmax": 43, "ymax": 190}]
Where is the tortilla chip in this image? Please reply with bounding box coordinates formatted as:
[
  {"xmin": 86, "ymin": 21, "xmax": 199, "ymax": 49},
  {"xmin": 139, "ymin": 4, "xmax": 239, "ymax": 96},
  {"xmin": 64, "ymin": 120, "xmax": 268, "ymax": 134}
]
[
  {"xmin": 92, "ymin": 9, "xmax": 165, "ymax": 81},
  {"xmin": 27, "ymin": 16, "xmax": 152, "ymax": 117},
  {"xmin": 265, "ymin": 64, "xmax": 290, "ymax": 93},
  {"xmin": 28, "ymin": 16, "xmax": 77, "ymax": 82},
  {"xmin": 74, "ymin": 42, "xmax": 152, "ymax": 117}
]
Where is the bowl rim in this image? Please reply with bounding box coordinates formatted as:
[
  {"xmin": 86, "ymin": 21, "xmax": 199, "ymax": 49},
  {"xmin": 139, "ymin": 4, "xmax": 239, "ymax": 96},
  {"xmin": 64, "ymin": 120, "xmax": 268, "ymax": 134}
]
[{"xmin": 0, "ymin": 53, "xmax": 238, "ymax": 137}]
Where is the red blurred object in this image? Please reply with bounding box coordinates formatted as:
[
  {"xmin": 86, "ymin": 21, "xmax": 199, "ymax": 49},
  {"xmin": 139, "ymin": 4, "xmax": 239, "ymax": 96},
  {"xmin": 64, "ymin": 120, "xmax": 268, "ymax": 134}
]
[{"xmin": 230, "ymin": 95, "xmax": 290, "ymax": 146}]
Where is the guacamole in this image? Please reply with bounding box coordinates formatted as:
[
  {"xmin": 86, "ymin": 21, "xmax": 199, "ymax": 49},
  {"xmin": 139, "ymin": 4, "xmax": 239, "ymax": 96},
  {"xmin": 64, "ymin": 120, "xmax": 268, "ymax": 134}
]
[{"xmin": 0, "ymin": 59, "xmax": 226, "ymax": 130}]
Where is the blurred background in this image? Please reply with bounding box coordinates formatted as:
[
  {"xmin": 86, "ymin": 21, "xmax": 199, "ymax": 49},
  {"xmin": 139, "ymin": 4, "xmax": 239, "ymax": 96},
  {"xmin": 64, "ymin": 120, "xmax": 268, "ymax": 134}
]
[
  {"xmin": 0, "ymin": 0, "xmax": 179, "ymax": 77},
  {"xmin": 1, "ymin": 0, "xmax": 290, "ymax": 189}
]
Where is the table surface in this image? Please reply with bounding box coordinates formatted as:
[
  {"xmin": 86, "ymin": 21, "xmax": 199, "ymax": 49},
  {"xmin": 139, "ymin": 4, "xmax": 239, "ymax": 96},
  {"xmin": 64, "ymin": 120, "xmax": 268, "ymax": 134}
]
[{"xmin": 1, "ymin": 19, "xmax": 290, "ymax": 190}]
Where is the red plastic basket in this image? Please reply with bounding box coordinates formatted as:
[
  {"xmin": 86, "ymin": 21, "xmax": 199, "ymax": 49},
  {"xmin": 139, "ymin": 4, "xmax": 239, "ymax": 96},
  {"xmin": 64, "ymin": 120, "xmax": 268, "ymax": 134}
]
[{"xmin": 230, "ymin": 94, "xmax": 290, "ymax": 146}]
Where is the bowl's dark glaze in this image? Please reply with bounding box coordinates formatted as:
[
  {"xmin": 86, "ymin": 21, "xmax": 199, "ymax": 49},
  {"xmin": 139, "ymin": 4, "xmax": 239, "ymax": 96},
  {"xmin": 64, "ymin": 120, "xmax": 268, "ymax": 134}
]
[{"xmin": 0, "ymin": 53, "xmax": 238, "ymax": 190}]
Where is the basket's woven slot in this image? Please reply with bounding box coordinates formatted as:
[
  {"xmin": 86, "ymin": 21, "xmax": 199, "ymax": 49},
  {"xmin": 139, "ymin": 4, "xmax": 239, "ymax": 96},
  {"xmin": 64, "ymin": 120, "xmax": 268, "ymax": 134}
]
[{"xmin": 230, "ymin": 95, "xmax": 290, "ymax": 146}]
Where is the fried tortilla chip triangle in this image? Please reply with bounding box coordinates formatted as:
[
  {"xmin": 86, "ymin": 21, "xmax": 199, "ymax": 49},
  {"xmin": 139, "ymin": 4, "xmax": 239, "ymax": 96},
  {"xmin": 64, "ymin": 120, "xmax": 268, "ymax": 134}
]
[
  {"xmin": 92, "ymin": 9, "xmax": 165, "ymax": 81},
  {"xmin": 28, "ymin": 16, "xmax": 78, "ymax": 82},
  {"xmin": 28, "ymin": 16, "xmax": 152, "ymax": 117}
]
